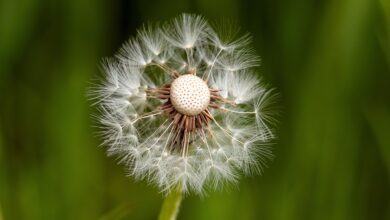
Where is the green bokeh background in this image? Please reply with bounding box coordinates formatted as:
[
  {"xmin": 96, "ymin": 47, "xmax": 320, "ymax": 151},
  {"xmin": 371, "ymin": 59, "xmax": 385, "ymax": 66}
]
[{"xmin": 1, "ymin": 0, "xmax": 389, "ymax": 219}]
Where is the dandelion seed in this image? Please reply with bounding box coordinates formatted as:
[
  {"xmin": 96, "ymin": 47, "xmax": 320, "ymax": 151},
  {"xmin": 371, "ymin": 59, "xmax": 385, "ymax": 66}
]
[{"xmin": 90, "ymin": 13, "xmax": 278, "ymax": 195}]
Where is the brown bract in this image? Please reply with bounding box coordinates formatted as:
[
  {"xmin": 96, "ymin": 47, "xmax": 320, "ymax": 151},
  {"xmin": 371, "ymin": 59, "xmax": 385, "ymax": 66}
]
[{"xmin": 146, "ymin": 71, "xmax": 229, "ymax": 157}]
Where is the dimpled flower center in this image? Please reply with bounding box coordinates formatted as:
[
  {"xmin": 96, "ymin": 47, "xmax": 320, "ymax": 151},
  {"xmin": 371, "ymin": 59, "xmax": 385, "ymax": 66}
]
[{"xmin": 170, "ymin": 74, "xmax": 210, "ymax": 116}]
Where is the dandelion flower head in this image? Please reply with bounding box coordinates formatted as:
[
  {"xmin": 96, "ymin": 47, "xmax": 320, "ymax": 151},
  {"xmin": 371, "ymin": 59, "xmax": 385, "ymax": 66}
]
[{"xmin": 90, "ymin": 14, "xmax": 278, "ymax": 194}]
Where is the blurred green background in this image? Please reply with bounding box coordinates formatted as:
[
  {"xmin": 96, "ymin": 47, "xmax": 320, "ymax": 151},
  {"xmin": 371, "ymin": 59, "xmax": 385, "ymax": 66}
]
[{"xmin": 1, "ymin": 0, "xmax": 389, "ymax": 219}]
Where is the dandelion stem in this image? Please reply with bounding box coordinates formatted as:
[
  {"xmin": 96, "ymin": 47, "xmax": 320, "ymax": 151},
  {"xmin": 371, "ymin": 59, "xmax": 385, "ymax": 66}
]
[
  {"xmin": 0, "ymin": 203, "xmax": 3, "ymax": 220},
  {"xmin": 158, "ymin": 187, "xmax": 183, "ymax": 220}
]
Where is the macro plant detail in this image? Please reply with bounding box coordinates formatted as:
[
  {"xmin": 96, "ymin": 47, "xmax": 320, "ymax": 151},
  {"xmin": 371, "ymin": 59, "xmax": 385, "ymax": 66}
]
[{"xmin": 90, "ymin": 14, "xmax": 278, "ymax": 195}]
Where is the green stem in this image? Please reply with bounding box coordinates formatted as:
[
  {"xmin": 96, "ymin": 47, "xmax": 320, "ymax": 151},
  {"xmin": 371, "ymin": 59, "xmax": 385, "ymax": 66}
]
[{"xmin": 158, "ymin": 187, "xmax": 183, "ymax": 220}]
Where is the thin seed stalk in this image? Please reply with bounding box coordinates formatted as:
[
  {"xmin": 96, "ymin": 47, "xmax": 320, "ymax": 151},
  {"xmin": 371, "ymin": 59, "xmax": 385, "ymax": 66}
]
[{"xmin": 158, "ymin": 187, "xmax": 183, "ymax": 220}]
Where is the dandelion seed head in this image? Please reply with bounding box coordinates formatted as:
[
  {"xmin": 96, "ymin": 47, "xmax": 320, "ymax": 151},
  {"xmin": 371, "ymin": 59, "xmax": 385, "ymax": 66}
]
[{"xmin": 89, "ymin": 13, "xmax": 278, "ymax": 195}]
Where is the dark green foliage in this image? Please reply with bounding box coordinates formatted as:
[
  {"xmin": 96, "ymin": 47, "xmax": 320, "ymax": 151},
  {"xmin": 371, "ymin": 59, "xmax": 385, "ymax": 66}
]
[{"xmin": 0, "ymin": 0, "xmax": 389, "ymax": 219}]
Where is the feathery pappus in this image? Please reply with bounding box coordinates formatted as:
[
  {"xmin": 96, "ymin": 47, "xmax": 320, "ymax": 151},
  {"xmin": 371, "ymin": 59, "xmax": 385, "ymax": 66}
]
[{"xmin": 89, "ymin": 14, "xmax": 278, "ymax": 194}]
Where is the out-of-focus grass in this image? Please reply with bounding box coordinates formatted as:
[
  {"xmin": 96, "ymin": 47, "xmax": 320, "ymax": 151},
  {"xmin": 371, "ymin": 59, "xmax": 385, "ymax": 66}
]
[{"xmin": 0, "ymin": 0, "xmax": 389, "ymax": 219}]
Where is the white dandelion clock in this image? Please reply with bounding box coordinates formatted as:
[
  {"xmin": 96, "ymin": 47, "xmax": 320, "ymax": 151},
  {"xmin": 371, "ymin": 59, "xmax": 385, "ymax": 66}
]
[{"xmin": 90, "ymin": 14, "xmax": 278, "ymax": 196}]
